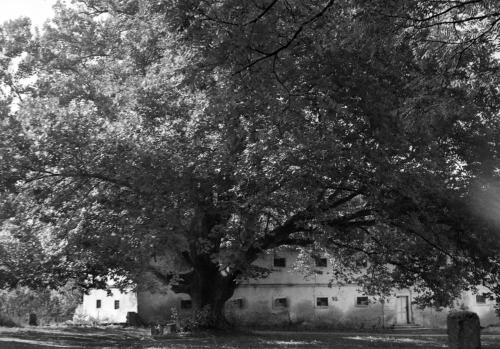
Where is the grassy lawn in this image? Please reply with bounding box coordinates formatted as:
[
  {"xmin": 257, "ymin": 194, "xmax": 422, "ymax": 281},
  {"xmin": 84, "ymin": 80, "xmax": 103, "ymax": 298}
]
[{"xmin": 1, "ymin": 326, "xmax": 500, "ymax": 348}]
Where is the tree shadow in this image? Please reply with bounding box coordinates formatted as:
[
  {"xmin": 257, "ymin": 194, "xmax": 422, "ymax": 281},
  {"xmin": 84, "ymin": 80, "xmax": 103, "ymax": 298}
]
[{"xmin": 0, "ymin": 327, "xmax": 154, "ymax": 348}]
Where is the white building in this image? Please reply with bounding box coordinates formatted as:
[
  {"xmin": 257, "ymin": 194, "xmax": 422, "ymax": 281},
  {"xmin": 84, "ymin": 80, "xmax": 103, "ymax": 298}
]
[
  {"xmin": 73, "ymin": 288, "xmax": 137, "ymax": 324},
  {"xmin": 74, "ymin": 250, "xmax": 499, "ymax": 328}
]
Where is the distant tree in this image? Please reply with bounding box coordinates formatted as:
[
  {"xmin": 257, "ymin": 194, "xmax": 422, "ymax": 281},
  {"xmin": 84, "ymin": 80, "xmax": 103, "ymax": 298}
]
[
  {"xmin": 1, "ymin": 1, "xmax": 500, "ymax": 327},
  {"xmin": 0, "ymin": 283, "xmax": 82, "ymax": 325}
]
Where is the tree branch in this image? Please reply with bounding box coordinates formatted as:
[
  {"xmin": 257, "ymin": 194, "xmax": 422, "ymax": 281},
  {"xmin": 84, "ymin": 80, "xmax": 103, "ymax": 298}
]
[
  {"xmin": 233, "ymin": 0, "xmax": 335, "ymax": 75},
  {"xmin": 324, "ymin": 190, "xmax": 363, "ymax": 210},
  {"xmin": 244, "ymin": 0, "xmax": 280, "ymax": 25},
  {"xmin": 23, "ymin": 169, "xmax": 140, "ymax": 194},
  {"xmin": 410, "ymin": 0, "xmax": 484, "ymax": 23},
  {"xmin": 146, "ymin": 265, "xmax": 194, "ymax": 294},
  {"xmin": 325, "ymin": 208, "xmax": 374, "ymax": 226},
  {"xmin": 246, "ymin": 208, "xmax": 315, "ymax": 258}
]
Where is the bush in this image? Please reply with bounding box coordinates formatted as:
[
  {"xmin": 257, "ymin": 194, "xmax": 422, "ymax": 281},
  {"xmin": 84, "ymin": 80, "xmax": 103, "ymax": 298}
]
[
  {"xmin": 169, "ymin": 306, "xmax": 212, "ymax": 331},
  {"xmin": 0, "ymin": 282, "xmax": 82, "ymax": 325},
  {"xmin": 0, "ymin": 314, "xmax": 18, "ymax": 327}
]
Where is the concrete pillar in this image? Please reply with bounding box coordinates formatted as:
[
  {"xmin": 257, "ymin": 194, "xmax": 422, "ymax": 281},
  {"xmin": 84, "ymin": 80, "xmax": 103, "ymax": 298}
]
[
  {"xmin": 447, "ymin": 311, "xmax": 481, "ymax": 349},
  {"xmin": 28, "ymin": 313, "xmax": 38, "ymax": 326},
  {"xmin": 126, "ymin": 312, "xmax": 143, "ymax": 327}
]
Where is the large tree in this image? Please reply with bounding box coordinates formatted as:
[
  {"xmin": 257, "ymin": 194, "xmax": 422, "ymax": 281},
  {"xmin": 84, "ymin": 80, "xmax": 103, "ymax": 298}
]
[{"xmin": 1, "ymin": 0, "xmax": 500, "ymax": 326}]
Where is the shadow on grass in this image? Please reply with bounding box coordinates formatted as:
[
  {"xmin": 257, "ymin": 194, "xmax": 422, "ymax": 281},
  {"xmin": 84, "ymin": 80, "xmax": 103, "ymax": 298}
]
[
  {"xmin": 1, "ymin": 326, "xmax": 500, "ymax": 349},
  {"xmin": 0, "ymin": 327, "xmax": 154, "ymax": 348}
]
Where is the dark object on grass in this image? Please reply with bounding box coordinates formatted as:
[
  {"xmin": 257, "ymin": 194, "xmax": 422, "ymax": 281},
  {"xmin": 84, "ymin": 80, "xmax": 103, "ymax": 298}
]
[
  {"xmin": 164, "ymin": 323, "xmax": 177, "ymax": 334},
  {"xmin": 447, "ymin": 311, "xmax": 481, "ymax": 349},
  {"xmin": 150, "ymin": 322, "xmax": 177, "ymax": 336},
  {"xmin": 126, "ymin": 312, "xmax": 146, "ymax": 327},
  {"xmin": 28, "ymin": 313, "xmax": 38, "ymax": 326}
]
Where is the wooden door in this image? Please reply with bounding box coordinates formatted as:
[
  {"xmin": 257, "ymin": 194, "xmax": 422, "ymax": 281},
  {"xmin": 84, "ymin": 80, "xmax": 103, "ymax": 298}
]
[{"xmin": 396, "ymin": 296, "xmax": 410, "ymax": 324}]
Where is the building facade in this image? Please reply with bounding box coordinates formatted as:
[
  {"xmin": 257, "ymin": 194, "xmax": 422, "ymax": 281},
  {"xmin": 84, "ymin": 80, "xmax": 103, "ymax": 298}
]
[
  {"xmin": 74, "ymin": 250, "xmax": 499, "ymax": 328},
  {"xmin": 73, "ymin": 288, "xmax": 137, "ymax": 324}
]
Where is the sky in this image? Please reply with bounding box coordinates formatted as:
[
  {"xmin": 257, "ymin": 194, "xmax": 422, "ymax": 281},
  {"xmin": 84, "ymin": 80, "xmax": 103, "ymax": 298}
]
[{"xmin": 0, "ymin": 0, "xmax": 57, "ymax": 27}]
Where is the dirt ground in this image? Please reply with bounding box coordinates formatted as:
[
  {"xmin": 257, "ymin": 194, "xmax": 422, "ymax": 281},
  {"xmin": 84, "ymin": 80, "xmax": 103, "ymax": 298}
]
[{"xmin": 1, "ymin": 326, "xmax": 500, "ymax": 349}]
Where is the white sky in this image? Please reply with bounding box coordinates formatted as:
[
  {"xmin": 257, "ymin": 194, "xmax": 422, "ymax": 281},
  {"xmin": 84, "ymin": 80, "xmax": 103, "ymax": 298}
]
[{"xmin": 0, "ymin": 0, "xmax": 57, "ymax": 27}]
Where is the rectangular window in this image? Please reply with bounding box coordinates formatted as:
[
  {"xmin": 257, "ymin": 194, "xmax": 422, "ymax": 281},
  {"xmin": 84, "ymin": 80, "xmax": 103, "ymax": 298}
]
[
  {"xmin": 316, "ymin": 297, "xmax": 329, "ymax": 307},
  {"xmin": 356, "ymin": 296, "xmax": 369, "ymax": 307},
  {"xmin": 273, "ymin": 257, "xmax": 286, "ymax": 268},
  {"xmin": 96, "ymin": 300, "xmax": 101, "ymax": 309},
  {"xmin": 315, "ymin": 258, "xmax": 328, "ymax": 268},
  {"xmin": 114, "ymin": 300, "xmax": 120, "ymax": 309},
  {"xmin": 476, "ymin": 295, "xmax": 487, "ymax": 304},
  {"xmin": 180, "ymin": 299, "xmax": 192, "ymax": 309},
  {"xmin": 273, "ymin": 297, "xmax": 288, "ymax": 308},
  {"xmin": 230, "ymin": 298, "xmax": 244, "ymax": 309}
]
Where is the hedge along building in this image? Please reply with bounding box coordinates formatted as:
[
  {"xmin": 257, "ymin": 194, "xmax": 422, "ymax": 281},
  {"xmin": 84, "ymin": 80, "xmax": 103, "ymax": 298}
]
[{"xmin": 74, "ymin": 249, "xmax": 499, "ymax": 328}]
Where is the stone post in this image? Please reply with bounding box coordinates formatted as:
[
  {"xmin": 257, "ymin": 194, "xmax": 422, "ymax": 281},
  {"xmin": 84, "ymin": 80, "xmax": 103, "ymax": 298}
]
[
  {"xmin": 28, "ymin": 313, "xmax": 38, "ymax": 326},
  {"xmin": 126, "ymin": 312, "xmax": 143, "ymax": 327},
  {"xmin": 447, "ymin": 311, "xmax": 481, "ymax": 349}
]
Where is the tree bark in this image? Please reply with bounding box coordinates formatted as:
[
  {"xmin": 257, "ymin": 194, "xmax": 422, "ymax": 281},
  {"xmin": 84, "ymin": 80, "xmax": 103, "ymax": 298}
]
[{"xmin": 176, "ymin": 255, "xmax": 238, "ymax": 329}]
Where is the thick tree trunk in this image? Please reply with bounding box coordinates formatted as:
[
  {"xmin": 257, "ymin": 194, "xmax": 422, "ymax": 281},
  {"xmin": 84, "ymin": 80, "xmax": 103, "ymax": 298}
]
[
  {"xmin": 150, "ymin": 260, "xmax": 238, "ymax": 329},
  {"xmin": 187, "ymin": 257, "xmax": 238, "ymax": 329}
]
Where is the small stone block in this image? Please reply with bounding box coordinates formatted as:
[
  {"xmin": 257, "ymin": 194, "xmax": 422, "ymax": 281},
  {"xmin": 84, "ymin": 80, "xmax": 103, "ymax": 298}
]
[
  {"xmin": 28, "ymin": 313, "xmax": 38, "ymax": 326},
  {"xmin": 447, "ymin": 311, "xmax": 481, "ymax": 349},
  {"xmin": 126, "ymin": 312, "xmax": 144, "ymax": 327},
  {"xmin": 164, "ymin": 323, "xmax": 177, "ymax": 334}
]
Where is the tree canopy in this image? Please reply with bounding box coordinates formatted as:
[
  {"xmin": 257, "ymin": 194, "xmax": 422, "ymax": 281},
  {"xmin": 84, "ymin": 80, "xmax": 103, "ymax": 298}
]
[{"xmin": 1, "ymin": 0, "xmax": 500, "ymax": 326}]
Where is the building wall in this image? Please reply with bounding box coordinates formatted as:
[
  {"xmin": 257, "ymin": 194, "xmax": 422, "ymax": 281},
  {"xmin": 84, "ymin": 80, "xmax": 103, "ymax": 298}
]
[
  {"xmin": 226, "ymin": 250, "xmax": 407, "ymax": 328},
  {"xmin": 73, "ymin": 288, "xmax": 137, "ymax": 323},
  {"xmin": 73, "ymin": 250, "xmax": 500, "ymax": 328},
  {"xmin": 460, "ymin": 288, "xmax": 500, "ymax": 327},
  {"xmin": 227, "ymin": 250, "xmax": 498, "ymax": 328},
  {"xmin": 227, "ymin": 284, "xmax": 394, "ymax": 328},
  {"xmin": 137, "ymin": 288, "xmax": 191, "ymax": 323}
]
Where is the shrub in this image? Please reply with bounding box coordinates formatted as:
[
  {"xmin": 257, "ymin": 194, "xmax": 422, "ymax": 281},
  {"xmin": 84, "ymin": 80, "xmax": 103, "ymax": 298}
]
[
  {"xmin": 0, "ymin": 313, "xmax": 18, "ymax": 327},
  {"xmin": 0, "ymin": 282, "xmax": 82, "ymax": 325}
]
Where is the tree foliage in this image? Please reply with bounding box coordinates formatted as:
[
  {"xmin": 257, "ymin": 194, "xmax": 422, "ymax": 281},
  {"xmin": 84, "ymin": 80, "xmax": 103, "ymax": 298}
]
[
  {"xmin": 1, "ymin": 0, "xmax": 500, "ymax": 326},
  {"xmin": 0, "ymin": 283, "xmax": 82, "ymax": 325}
]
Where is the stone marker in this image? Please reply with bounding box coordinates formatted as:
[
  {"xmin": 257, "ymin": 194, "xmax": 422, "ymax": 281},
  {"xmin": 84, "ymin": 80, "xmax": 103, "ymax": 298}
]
[
  {"xmin": 164, "ymin": 323, "xmax": 177, "ymax": 334},
  {"xmin": 28, "ymin": 313, "xmax": 37, "ymax": 326},
  {"xmin": 126, "ymin": 311, "xmax": 144, "ymax": 327},
  {"xmin": 447, "ymin": 311, "xmax": 481, "ymax": 349}
]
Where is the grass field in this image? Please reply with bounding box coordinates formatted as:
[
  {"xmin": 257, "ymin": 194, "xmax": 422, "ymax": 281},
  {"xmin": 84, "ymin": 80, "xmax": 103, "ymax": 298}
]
[{"xmin": 1, "ymin": 326, "xmax": 500, "ymax": 348}]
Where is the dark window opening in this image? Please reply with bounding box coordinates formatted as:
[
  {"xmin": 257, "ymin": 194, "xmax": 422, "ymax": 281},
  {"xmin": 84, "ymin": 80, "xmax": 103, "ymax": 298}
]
[
  {"xmin": 315, "ymin": 258, "xmax": 327, "ymax": 268},
  {"xmin": 356, "ymin": 296, "xmax": 369, "ymax": 306},
  {"xmin": 476, "ymin": 294, "xmax": 487, "ymax": 304},
  {"xmin": 114, "ymin": 300, "xmax": 120, "ymax": 309},
  {"xmin": 180, "ymin": 299, "xmax": 192, "ymax": 309},
  {"xmin": 231, "ymin": 298, "xmax": 244, "ymax": 309},
  {"xmin": 96, "ymin": 300, "xmax": 101, "ymax": 309},
  {"xmin": 316, "ymin": 297, "xmax": 329, "ymax": 307},
  {"xmin": 274, "ymin": 297, "xmax": 288, "ymax": 308},
  {"xmin": 274, "ymin": 257, "xmax": 286, "ymax": 268}
]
